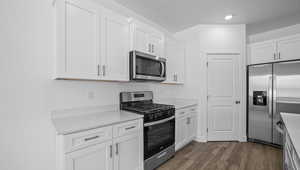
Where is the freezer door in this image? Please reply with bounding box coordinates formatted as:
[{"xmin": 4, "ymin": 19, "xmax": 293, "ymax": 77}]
[
  {"xmin": 273, "ymin": 61, "xmax": 300, "ymax": 145},
  {"xmin": 248, "ymin": 64, "xmax": 273, "ymax": 143}
]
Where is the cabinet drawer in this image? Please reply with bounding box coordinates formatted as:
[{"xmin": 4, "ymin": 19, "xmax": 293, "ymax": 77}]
[
  {"xmin": 176, "ymin": 108, "xmax": 188, "ymax": 118},
  {"xmin": 188, "ymin": 106, "xmax": 198, "ymax": 113},
  {"xmin": 64, "ymin": 126, "xmax": 112, "ymax": 153},
  {"xmin": 113, "ymin": 120, "xmax": 141, "ymax": 138}
]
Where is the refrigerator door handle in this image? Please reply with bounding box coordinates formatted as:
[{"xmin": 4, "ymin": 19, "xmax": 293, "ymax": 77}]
[
  {"xmin": 273, "ymin": 75, "xmax": 277, "ymax": 117},
  {"xmin": 268, "ymin": 76, "xmax": 273, "ymax": 118},
  {"xmin": 275, "ymin": 121, "xmax": 284, "ymax": 134}
]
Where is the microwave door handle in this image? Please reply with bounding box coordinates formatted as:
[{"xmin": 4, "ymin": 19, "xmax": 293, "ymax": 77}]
[{"xmin": 160, "ymin": 61, "xmax": 165, "ymax": 77}]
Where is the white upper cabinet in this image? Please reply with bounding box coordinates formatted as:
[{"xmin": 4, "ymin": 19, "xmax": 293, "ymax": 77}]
[
  {"xmin": 56, "ymin": 0, "xmax": 100, "ymax": 80},
  {"xmin": 130, "ymin": 20, "xmax": 165, "ymax": 57},
  {"xmin": 248, "ymin": 34, "xmax": 300, "ymax": 65},
  {"xmin": 131, "ymin": 22, "xmax": 149, "ymax": 53},
  {"xmin": 101, "ymin": 9, "xmax": 130, "ymax": 81},
  {"xmin": 55, "ymin": 0, "xmax": 130, "ymax": 81},
  {"xmin": 248, "ymin": 41, "xmax": 277, "ymax": 65},
  {"xmin": 163, "ymin": 37, "xmax": 185, "ymax": 84},
  {"xmin": 277, "ymin": 35, "xmax": 300, "ymax": 62}
]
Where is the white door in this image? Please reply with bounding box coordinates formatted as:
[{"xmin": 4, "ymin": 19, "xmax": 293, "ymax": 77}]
[
  {"xmin": 113, "ymin": 134, "xmax": 143, "ymax": 170},
  {"xmin": 57, "ymin": 0, "xmax": 100, "ymax": 79},
  {"xmin": 102, "ymin": 10, "xmax": 130, "ymax": 81},
  {"xmin": 277, "ymin": 35, "xmax": 300, "ymax": 62},
  {"xmin": 248, "ymin": 41, "xmax": 276, "ymax": 65},
  {"xmin": 207, "ymin": 54, "xmax": 239, "ymax": 141},
  {"xmin": 66, "ymin": 141, "xmax": 113, "ymax": 170}
]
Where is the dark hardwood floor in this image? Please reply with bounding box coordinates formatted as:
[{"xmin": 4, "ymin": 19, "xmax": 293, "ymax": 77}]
[{"xmin": 158, "ymin": 141, "xmax": 282, "ymax": 170}]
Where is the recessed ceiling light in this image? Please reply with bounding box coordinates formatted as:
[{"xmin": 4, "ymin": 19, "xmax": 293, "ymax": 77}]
[{"xmin": 224, "ymin": 14, "xmax": 233, "ymax": 21}]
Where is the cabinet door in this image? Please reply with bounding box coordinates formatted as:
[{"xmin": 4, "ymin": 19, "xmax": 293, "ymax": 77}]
[
  {"xmin": 102, "ymin": 10, "xmax": 130, "ymax": 81},
  {"xmin": 66, "ymin": 141, "xmax": 113, "ymax": 170},
  {"xmin": 175, "ymin": 116, "xmax": 187, "ymax": 151},
  {"xmin": 174, "ymin": 43, "xmax": 185, "ymax": 84},
  {"xmin": 163, "ymin": 38, "xmax": 185, "ymax": 84},
  {"xmin": 164, "ymin": 38, "xmax": 176, "ymax": 83},
  {"xmin": 113, "ymin": 134, "xmax": 143, "ymax": 170},
  {"xmin": 149, "ymin": 33, "xmax": 164, "ymax": 57},
  {"xmin": 277, "ymin": 35, "xmax": 300, "ymax": 62},
  {"xmin": 187, "ymin": 114, "xmax": 197, "ymax": 142},
  {"xmin": 132, "ymin": 23, "xmax": 149, "ymax": 54},
  {"xmin": 248, "ymin": 41, "xmax": 276, "ymax": 65},
  {"xmin": 56, "ymin": 0, "xmax": 100, "ymax": 79}
]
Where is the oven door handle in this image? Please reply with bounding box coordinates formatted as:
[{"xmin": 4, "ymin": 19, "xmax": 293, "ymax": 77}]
[{"xmin": 144, "ymin": 116, "xmax": 175, "ymax": 127}]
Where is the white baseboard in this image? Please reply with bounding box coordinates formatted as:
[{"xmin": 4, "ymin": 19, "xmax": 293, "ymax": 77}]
[
  {"xmin": 194, "ymin": 135, "xmax": 207, "ymax": 143},
  {"xmin": 239, "ymin": 136, "xmax": 247, "ymax": 142}
]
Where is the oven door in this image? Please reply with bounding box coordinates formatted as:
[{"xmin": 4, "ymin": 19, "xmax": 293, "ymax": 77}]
[
  {"xmin": 130, "ymin": 51, "xmax": 166, "ymax": 81},
  {"xmin": 144, "ymin": 116, "xmax": 175, "ymax": 160}
]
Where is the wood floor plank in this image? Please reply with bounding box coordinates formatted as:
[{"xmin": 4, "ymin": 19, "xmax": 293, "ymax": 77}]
[{"xmin": 157, "ymin": 141, "xmax": 282, "ymax": 170}]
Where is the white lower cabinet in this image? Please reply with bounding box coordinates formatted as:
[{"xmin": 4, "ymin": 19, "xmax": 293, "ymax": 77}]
[
  {"xmin": 66, "ymin": 141, "xmax": 113, "ymax": 170},
  {"xmin": 57, "ymin": 119, "xmax": 143, "ymax": 170},
  {"xmin": 113, "ymin": 134, "xmax": 143, "ymax": 170},
  {"xmin": 175, "ymin": 106, "xmax": 198, "ymax": 151},
  {"xmin": 175, "ymin": 116, "xmax": 188, "ymax": 150}
]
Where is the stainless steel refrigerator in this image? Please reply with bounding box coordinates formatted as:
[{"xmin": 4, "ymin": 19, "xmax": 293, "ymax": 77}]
[{"xmin": 248, "ymin": 60, "xmax": 300, "ymax": 146}]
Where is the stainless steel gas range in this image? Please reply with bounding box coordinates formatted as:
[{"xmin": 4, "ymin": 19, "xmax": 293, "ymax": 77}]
[{"xmin": 120, "ymin": 91, "xmax": 175, "ymax": 170}]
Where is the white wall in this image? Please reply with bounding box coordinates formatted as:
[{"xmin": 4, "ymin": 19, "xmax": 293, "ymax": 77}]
[
  {"xmin": 0, "ymin": 0, "xmax": 175, "ymax": 170},
  {"xmin": 248, "ymin": 24, "xmax": 300, "ymax": 44},
  {"xmin": 247, "ymin": 12, "xmax": 300, "ymax": 36}
]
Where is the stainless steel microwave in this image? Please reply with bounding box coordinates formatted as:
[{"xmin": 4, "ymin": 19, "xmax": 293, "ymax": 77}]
[{"xmin": 130, "ymin": 51, "xmax": 166, "ymax": 81}]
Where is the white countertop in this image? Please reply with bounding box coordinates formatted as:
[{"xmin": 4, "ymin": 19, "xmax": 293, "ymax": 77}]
[
  {"xmin": 281, "ymin": 112, "xmax": 300, "ymax": 158},
  {"xmin": 52, "ymin": 105, "xmax": 143, "ymax": 135},
  {"xmin": 155, "ymin": 98, "xmax": 198, "ymax": 109}
]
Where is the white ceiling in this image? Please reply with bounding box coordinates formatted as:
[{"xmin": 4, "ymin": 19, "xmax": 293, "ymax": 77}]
[{"xmin": 112, "ymin": 0, "xmax": 300, "ymax": 32}]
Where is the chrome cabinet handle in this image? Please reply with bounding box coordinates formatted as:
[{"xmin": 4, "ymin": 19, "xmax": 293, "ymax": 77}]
[
  {"xmin": 186, "ymin": 117, "xmax": 191, "ymax": 124},
  {"xmin": 148, "ymin": 44, "xmax": 151, "ymax": 52},
  {"xmin": 102, "ymin": 65, "xmax": 106, "ymax": 76},
  {"xmin": 84, "ymin": 136, "xmax": 99, "ymax": 142},
  {"xmin": 97, "ymin": 64, "xmax": 100, "ymax": 76},
  {"xmin": 152, "ymin": 44, "xmax": 154, "ymax": 53},
  {"xmin": 116, "ymin": 143, "xmax": 119, "ymax": 155},
  {"xmin": 110, "ymin": 145, "xmax": 112, "ymax": 158},
  {"xmin": 125, "ymin": 126, "xmax": 136, "ymax": 130}
]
